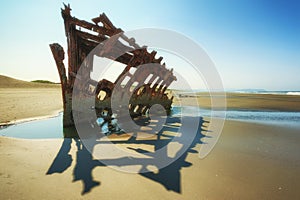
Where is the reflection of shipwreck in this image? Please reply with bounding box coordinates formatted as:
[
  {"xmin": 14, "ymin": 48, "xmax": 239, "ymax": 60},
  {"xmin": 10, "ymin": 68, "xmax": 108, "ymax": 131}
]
[{"xmin": 50, "ymin": 4, "xmax": 176, "ymax": 129}]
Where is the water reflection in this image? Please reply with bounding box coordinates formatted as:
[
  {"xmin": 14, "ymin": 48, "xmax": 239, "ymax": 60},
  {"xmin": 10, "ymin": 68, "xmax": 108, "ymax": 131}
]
[
  {"xmin": 0, "ymin": 112, "xmax": 63, "ymax": 139},
  {"xmin": 1, "ymin": 107, "xmax": 300, "ymax": 139}
]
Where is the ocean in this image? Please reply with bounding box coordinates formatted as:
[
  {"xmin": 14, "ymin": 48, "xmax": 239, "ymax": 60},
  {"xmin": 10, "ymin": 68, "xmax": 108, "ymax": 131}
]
[{"xmin": 172, "ymin": 106, "xmax": 300, "ymax": 129}]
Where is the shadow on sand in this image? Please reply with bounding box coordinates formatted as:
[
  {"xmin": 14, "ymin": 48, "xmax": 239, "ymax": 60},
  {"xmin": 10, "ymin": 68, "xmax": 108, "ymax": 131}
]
[{"xmin": 46, "ymin": 116, "xmax": 209, "ymax": 195}]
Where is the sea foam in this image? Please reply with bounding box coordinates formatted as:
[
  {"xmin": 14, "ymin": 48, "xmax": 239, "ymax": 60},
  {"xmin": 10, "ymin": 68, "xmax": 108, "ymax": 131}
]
[{"xmin": 286, "ymin": 92, "xmax": 300, "ymax": 95}]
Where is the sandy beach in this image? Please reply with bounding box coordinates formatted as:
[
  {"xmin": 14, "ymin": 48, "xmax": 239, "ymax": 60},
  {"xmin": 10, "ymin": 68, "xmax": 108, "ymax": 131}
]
[
  {"xmin": 173, "ymin": 92, "xmax": 300, "ymax": 112},
  {"xmin": 1, "ymin": 0, "xmax": 299, "ymax": 199},
  {"xmin": 1, "ymin": 120, "xmax": 299, "ymax": 199},
  {"xmin": 0, "ymin": 75, "xmax": 63, "ymax": 124},
  {"xmin": 1, "ymin": 76, "xmax": 300, "ymax": 199}
]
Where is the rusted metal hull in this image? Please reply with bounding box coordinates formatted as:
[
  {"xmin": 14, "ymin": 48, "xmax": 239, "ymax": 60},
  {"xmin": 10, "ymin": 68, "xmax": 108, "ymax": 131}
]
[{"xmin": 50, "ymin": 4, "xmax": 176, "ymax": 130}]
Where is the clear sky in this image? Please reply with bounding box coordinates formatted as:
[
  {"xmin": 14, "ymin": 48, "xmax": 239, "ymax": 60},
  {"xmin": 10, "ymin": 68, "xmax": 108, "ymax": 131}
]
[{"xmin": 0, "ymin": 0, "xmax": 299, "ymax": 90}]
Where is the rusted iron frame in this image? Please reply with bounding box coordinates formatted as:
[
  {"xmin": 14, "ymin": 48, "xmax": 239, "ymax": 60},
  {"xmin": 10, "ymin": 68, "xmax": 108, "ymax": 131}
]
[{"xmin": 52, "ymin": 4, "xmax": 176, "ymax": 128}]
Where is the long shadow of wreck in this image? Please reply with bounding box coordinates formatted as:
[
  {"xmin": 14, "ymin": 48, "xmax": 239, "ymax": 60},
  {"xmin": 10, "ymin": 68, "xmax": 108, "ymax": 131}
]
[
  {"xmin": 46, "ymin": 116, "xmax": 210, "ymax": 195},
  {"xmin": 46, "ymin": 4, "xmax": 213, "ymax": 195}
]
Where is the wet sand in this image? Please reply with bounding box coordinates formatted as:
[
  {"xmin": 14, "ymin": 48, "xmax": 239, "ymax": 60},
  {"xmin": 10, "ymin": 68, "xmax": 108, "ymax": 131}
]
[
  {"xmin": 0, "ymin": 120, "xmax": 299, "ymax": 199},
  {"xmin": 0, "ymin": 75, "xmax": 63, "ymax": 125},
  {"xmin": 1, "ymin": 74, "xmax": 299, "ymax": 124},
  {"xmin": 1, "ymin": 76, "xmax": 300, "ymax": 199},
  {"xmin": 173, "ymin": 92, "xmax": 300, "ymax": 111},
  {"xmin": 2, "ymin": 89, "xmax": 300, "ymax": 125},
  {"xmin": 0, "ymin": 88, "xmax": 63, "ymax": 125}
]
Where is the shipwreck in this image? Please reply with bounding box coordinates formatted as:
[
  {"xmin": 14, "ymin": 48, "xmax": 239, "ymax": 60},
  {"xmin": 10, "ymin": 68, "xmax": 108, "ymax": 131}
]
[{"xmin": 50, "ymin": 4, "xmax": 176, "ymax": 133}]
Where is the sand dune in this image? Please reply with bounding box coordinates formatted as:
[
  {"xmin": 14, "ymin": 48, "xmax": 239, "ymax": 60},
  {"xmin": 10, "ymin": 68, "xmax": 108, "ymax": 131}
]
[
  {"xmin": 0, "ymin": 75, "xmax": 62, "ymax": 124},
  {"xmin": 0, "ymin": 75, "xmax": 300, "ymax": 199},
  {"xmin": 0, "ymin": 75, "xmax": 60, "ymax": 88},
  {"xmin": 1, "ymin": 75, "xmax": 299, "ymax": 124}
]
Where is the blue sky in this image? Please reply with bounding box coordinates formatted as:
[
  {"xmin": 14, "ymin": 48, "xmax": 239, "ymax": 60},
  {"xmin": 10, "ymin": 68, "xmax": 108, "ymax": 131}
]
[{"xmin": 0, "ymin": 0, "xmax": 299, "ymax": 90}]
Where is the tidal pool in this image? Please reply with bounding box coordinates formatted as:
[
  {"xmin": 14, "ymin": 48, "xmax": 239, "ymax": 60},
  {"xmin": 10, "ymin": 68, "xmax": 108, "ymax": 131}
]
[{"xmin": 1, "ymin": 107, "xmax": 300, "ymax": 139}]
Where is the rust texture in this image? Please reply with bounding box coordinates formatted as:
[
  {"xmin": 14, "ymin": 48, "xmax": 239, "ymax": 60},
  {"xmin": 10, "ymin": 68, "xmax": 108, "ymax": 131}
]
[{"xmin": 50, "ymin": 4, "xmax": 176, "ymax": 129}]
